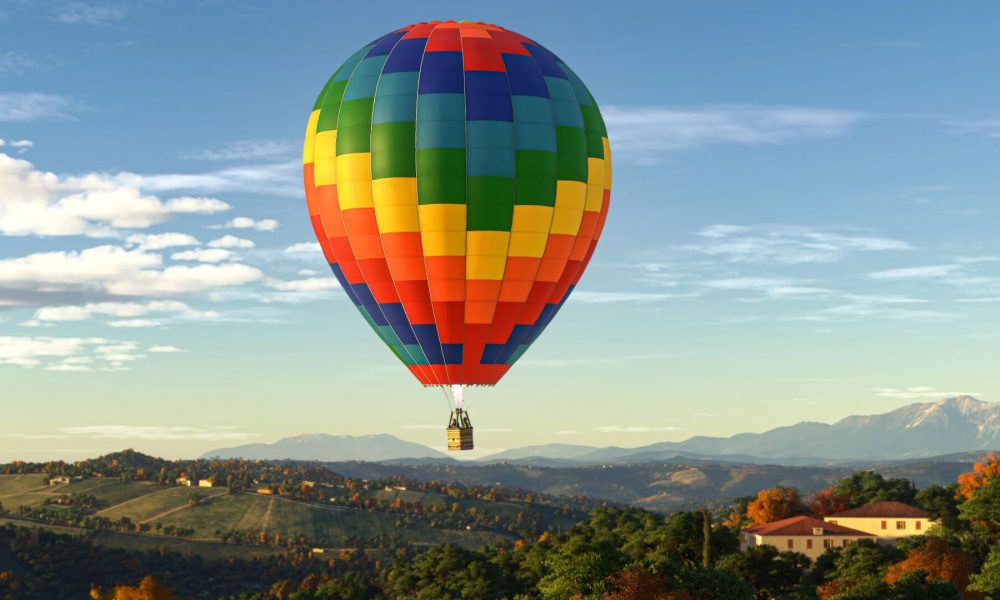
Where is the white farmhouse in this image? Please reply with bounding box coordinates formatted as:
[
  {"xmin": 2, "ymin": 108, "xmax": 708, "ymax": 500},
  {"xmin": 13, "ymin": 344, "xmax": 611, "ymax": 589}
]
[
  {"xmin": 824, "ymin": 501, "xmax": 937, "ymax": 542},
  {"xmin": 741, "ymin": 515, "xmax": 876, "ymax": 560}
]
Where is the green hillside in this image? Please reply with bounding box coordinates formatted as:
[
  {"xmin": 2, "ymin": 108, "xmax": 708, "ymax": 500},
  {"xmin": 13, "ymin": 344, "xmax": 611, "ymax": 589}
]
[{"xmin": 0, "ymin": 474, "xmax": 519, "ymax": 556}]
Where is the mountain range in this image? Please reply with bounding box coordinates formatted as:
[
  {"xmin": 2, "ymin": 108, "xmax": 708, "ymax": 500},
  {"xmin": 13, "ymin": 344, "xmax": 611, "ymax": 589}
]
[
  {"xmin": 201, "ymin": 433, "xmax": 448, "ymax": 461},
  {"xmin": 202, "ymin": 396, "xmax": 999, "ymax": 465}
]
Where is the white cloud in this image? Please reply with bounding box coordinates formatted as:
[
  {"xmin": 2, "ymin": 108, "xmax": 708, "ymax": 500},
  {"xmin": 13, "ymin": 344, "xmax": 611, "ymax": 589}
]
[
  {"xmin": 210, "ymin": 216, "xmax": 279, "ymax": 231},
  {"xmin": 0, "ymin": 93, "xmax": 73, "ymax": 122},
  {"xmin": 267, "ymin": 277, "xmax": 340, "ymax": 292},
  {"xmin": 0, "ymin": 154, "xmax": 233, "ymax": 237},
  {"xmin": 208, "ymin": 235, "xmax": 255, "ymax": 249},
  {"xmin": 0, "ymin": 138, "xmax": 33, "ymax": 153},
  {"xmin": 687, "ymin": 224, "xmax": 911, "ymax": 264},
  {"xmin": 0, "ymin": 335, "xmax": 156, "ymax": 370},
  {"xmin": 53, "ymin": 3, "xmax": 128, "ymax": 25},
  {"xmin": 125, "ymin": 232, "xmax": 200, "ymax": 250},
  {"xmin": 285, "ymin": 241, "xmax": 321, "ymax": 254},
  {"xmin": 33, "ymin": 300, "xmax": 191, "ymax": 322},
  {"xmin": 866, "ymin": 265, "xmax": 962, "ymax": 280},
  {"xmin": 170, "ymin": 248, "xmax": 232, "ymax": 263},
  {"xmin": 872, "ymin": 387, "xmax": 982, "ymax": 400},
  {"xmin": 0, "ymin": 245, "xmax": 263, "ymax": 302},
  {"xmin": 185, "ymin": 139, "xmax": 296, "ymax": 161},
  {"xmin": 603, "ymin": 105, "xmax": 865, "ymax": 163},
  {"xmin": 55, "ymin": 425, "xmax": 257, "ymax": 441},
  {"xmin": 148, "ymin": 345, "xmax": 184, "ymax": 353},
  {"xmin": 106, "ymin": 319, "xmax": 161, "ymax": 328},
  {"xmin": 163, "ymin": 196, "xmax": 231, "ymax": 214}
]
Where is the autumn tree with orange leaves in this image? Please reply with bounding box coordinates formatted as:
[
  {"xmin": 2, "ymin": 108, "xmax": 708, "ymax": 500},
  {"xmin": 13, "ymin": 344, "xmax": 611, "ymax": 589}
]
[
  {"xmin": 958, "ymin": 452, "xmax": 1000, "ymax": 501},
  {"xmin": 885, "ymin": 538, "xmax": 981, "ymax": 600},
  {"xmin": 746, "ymin": 486, "xmax": 807, "ymax": 525},
  {"xmin": 90, "ymin": 576, "xmax": 177, "ymax": 600},
  {"xmin": 809, "ymin": 487, "xmax": 851, "ymax": 516}
]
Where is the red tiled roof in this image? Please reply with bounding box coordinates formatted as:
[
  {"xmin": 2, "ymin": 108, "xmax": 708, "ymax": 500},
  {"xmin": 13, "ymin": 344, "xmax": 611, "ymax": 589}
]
[
  {"xmin": 827, "ymin": 501, "xmax": 931, "ymax": 519},
  {"xmin": 743, "ymin": 515, "xmax": 874, "ymax": 537}
]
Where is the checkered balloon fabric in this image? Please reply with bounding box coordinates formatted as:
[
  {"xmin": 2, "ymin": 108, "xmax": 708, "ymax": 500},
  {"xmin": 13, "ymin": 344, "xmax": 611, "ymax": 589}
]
[{"xmin": 303, "ymin": 21, "xmax": 612, "ymax": 386}]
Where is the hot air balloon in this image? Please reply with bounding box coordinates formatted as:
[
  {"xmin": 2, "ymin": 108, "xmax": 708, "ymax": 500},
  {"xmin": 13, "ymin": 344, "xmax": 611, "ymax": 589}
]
[{"xmin": 302, "ymin": 21, "xmax": 612, "ymax": 450}]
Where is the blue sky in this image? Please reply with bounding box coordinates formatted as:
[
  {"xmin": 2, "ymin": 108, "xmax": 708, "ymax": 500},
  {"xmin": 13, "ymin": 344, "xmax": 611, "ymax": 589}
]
[{"xmin": 1, "ymin": 1, "xmax": 998, "ymax": 460}]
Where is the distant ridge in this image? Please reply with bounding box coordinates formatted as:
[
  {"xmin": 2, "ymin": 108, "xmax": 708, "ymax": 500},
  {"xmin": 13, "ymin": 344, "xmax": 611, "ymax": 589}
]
[
  {"xmin": 201, "ymin": 433, "xmax": 446, "ymax": 462},
  {"xmin": 480, "ymin": 396, "xmax": 1000, "ymax": 465}
]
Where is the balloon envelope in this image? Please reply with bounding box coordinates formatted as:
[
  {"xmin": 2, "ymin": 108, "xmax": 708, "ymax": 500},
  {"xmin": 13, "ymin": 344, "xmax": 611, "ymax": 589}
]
[{"xmin": 303, "ymin": 21, "xmax": 612, "ymax": 386}]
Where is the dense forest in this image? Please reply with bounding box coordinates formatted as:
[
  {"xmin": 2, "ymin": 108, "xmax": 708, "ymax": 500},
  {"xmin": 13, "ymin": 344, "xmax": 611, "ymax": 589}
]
[{"xmin": 0, "ymin": 452, "xmax": 998, "ymax": 599}]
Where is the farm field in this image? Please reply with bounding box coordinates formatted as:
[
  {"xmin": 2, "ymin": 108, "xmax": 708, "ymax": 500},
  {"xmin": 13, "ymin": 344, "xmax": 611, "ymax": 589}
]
[{"xmin": 0, "ymin": 475, "xmax": 510, "ymax": 551}]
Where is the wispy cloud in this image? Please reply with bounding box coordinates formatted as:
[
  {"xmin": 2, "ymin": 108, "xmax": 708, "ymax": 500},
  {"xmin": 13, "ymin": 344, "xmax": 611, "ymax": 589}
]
[
  {"xmin": 570, "ymin": 290, "xmax": 692, "ymax": 304},
  {"xmin": 124, "ymin": 160, "xmax": 300, "ymax": 198},
  {"xmin": 946, "ymin": 118, "xmax": 1000, "ymax": 139},
  {"xmin": 184, "ymin": 139, "xmax": 296, "ymax": 161},
  {"xmin": 866, "ymin": 264, "xmax": 962, "ymax": 280},
  {"xmin": 603, "ymin": 105, "xmax": 865, "ymax": 164},
  {"xmin": 698, "ymin": 277, "xmax": 831, "ymax": 298},
  {"xmin": 872, "ymin": 386, "xmax": 982, "ymax": 400},
  {"xmin": 0, "ymin": 336, "xmax": 154, "ymax": 371},
  {"xmin": 687, "ymin": 224, "xmax": 911, "ymax": 264},
  {"xmin": 840, "ymin": 40, "xmax": 921, "ymax": 49},
  {"xmin": 55, "ymin": 425, "xmax": 256, "ymax": 440},
  {"xmin": 266, "ymin": 277, "xmax": 340, "ymax": 292},
  {"xmin": 0, "ymin": 51, "xmax": 37, "ymax": 76},
  {"xmin": 520, "ymin": 353, "xmax": 677, "ymax": 368},
  {"xmin": 53, "ymin": 3, "xmax": 128, "ymax": 25},
  {"xmin": 0, "ymin": 93, "xmax": 74, "ymax": 121},
  {"xmin": 591, "ymin": 425, "xmax": 681, "ymax": 433}
]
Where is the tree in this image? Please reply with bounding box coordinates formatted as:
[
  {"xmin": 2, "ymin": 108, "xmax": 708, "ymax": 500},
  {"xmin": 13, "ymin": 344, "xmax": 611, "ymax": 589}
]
[
  {"xmin": 958, "ymin": 453, "xmax": 1000, "ymax": 501},
  {"xmin": 716, "ymin": 545, "xmax": 810, "ymax": 600},
  {"xmin": 746, "ymin": 486, "xmax": 806, "ymax": 525},
  {"xmin": 959, "ymin": 473, "xmax": 1000, "ymax": 534},
  {"xmin": 90, "ymin": 576, "xmax": 177, "ymax": 600},
  {"xmin": 832, "ymin": 472, "xmax": 916, "ymax": 506},
  {"xmin": 968, "ymin": 545, "xmax": 1000, "ymax": 596},
  {"xmin": 538, "ymin": 550, "xmax": 613, "ymax": 599},
  {"xmin": 602, "ymin": 566, "xmax": 670, "ymax": 600},
  {"xmin": 809, "ymin": 487, "xmax": 851, "ymax": 516},
  {"xmin": 884, "ymin": 538, "xmax": 977, "ymax": 598},
  {"xmin": 831, "ymin": 539, "xmax": 903, "ymax": 583},
  {"xmin": 915, "ymin": 484, "xmax": 962, "ymax": 530}
]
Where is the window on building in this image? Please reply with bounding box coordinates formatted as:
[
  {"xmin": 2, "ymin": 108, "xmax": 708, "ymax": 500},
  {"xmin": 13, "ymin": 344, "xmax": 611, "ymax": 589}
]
[
  {"xmin": 823, "ymin": 539, "xmax": 834, "ymax": 549},
  {"xmin": 787, "ymin": 539, "xmax": 794, "ymax": 549},
  {"xmin": 806, "ymin": 539, "xmax": 813, "ymax": 549},
  {"xmin": 896, "ymin": 521, "xmax": 906, "ymax": 530},
  {"xmin": 828, "ymin": 519, "xmax": 838, "ymax": 525},
  {"xmin": 881, "ymin": 520, "xmax": 887, "ymax": 529},
  {"xmin": 843, "ymin": 539, "xmax": 851, "ymax": 547},
  {"xmin": 916, "ymin": 521, "xmax": 922, "ymax": 530}
]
